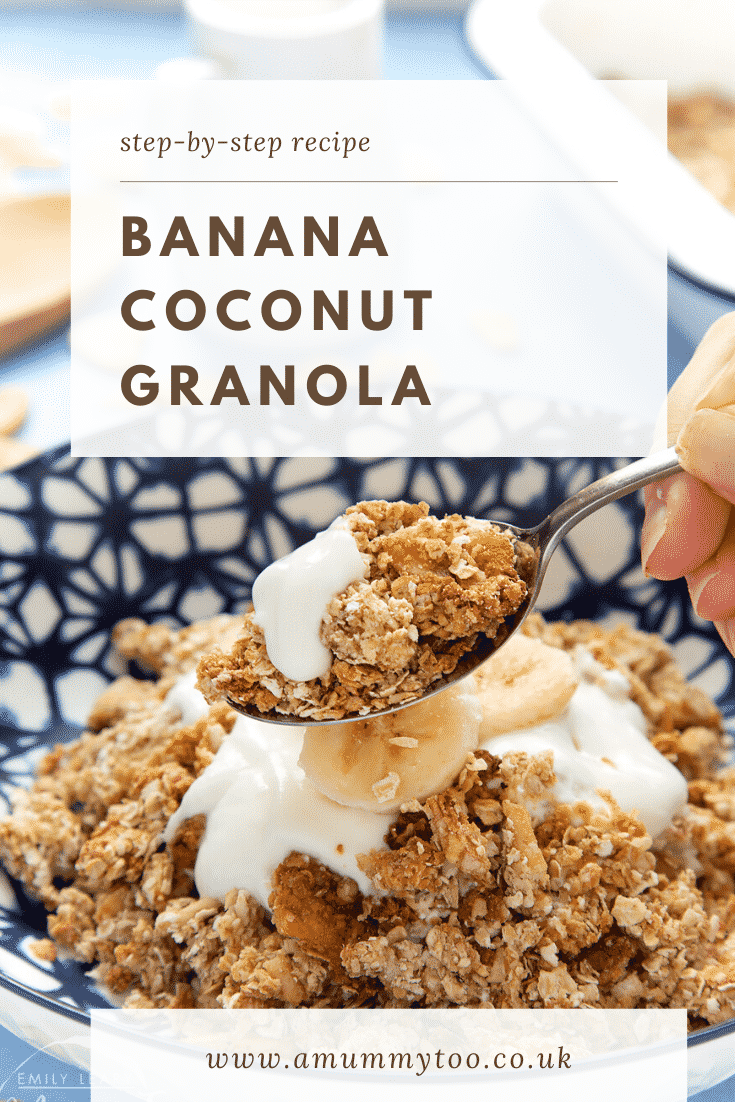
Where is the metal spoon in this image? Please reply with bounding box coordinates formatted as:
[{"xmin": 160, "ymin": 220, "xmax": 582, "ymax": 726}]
[{"xmin": 227, "ymin": 447, "xmax": 681, "ymax": 725}]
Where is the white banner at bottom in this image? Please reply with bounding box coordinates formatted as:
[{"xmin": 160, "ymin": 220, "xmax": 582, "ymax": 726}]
[{"xmin": 90, "ymin": 1008, "xmax": 686, "ymax": 1102}]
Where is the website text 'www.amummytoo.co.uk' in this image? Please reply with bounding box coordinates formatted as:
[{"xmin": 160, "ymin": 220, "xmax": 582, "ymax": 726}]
[{"xmin": 205, "ymin": 1047, "xmax": 573, "ymax": 1075}]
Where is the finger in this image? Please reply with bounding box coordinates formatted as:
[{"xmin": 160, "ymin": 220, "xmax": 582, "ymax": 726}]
[
  {"xmin": 677, "ymin": 406, "xmax": 735, "ymax": 506},
  {"xmin": 686, "ymin": 514, "xmax": 735, "ymax": 621},
  {"xmin": 667, "ymin": 312, "xmax": 735, "ymax": 442},
  {"xmin": 714, "ymin": 617, "xmax": 735, "ymax": 659},
  {"xmin": 641, "ymin": 471, "xmax": 731, "ymax": 580}
]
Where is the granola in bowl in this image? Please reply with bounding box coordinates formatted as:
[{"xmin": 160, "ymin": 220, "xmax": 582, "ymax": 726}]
[
  {"xmin": 2, "ymin": 596, "xmax": 735, "ymax": 1026},
  {"xmin": 0, "ymin": 465, "xmax": 734, "ymax": 1033}
]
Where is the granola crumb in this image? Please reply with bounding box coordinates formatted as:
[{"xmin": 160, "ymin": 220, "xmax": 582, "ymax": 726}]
[
  {"xmin": 27, "ymin": 937, "xmax": 57, "ymax": 963},
  {"xmin": 372, "ymin": 773, "xmax": 401, "ymax": 804}
]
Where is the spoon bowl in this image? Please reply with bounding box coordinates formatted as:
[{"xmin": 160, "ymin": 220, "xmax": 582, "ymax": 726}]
[{"xmin": 226, "ymin": 447, "xmax": 682, "ymax": 726}]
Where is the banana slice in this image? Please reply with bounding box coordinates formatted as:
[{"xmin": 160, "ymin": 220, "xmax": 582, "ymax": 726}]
[
  {"xmin": 475, "ymin": 634, "xmax": 579, "ymax": 737},
  {"xmin": 299, "ymin": 677, "xmax": 483, "ymax": 813}
]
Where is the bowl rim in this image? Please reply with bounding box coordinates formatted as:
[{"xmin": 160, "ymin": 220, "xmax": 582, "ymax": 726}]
[
  {"xmin": 1, "ymin": 922, "xmax": 734, "ymax": 1044},
  {"xmin": 0, "ymin": 969, "xmax": 704, "ymax": 1069}
]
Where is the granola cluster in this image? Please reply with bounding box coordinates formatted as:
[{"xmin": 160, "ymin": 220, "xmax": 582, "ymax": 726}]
[
  {"xmin": 669, "ymin": 93, "xmax": 735, "ymax": 215},
  {"xmin": 2, "ymin": 613, "xmax": 735, "ymax": 1027},
  {"xmin": 197, "ymin": 500, "xmax": 534, "ymax": 721}
]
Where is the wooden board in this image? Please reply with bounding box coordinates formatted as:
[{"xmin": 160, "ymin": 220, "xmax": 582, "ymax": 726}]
[{"xmin": 0, "ymin": 192, "xmax": 70, "ymax": 359}]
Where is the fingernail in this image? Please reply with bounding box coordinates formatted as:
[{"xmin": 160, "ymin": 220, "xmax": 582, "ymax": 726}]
[
  {"xmin": 641, "ymin": 484, "xmax": 670, "ymax": 574},
  {"xmin": 687, "ymin": 569, "xmax": 720, "ymax": 620}
]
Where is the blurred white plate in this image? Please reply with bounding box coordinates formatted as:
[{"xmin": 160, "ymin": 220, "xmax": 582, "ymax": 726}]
[{"xmin": 467, "ymin": 0, "xmax": 735, "ymax": 297}]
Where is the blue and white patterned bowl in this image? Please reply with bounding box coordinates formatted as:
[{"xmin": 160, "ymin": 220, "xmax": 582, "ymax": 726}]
[{"xmin": 0, "ymin": 451, "xmax": 733, "ymax": 1084}]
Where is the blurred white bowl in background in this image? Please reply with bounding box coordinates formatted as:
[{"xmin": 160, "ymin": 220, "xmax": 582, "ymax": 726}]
[{"xmin": 467, "ymin": 0, "xmax": 735, "ymax": 297}]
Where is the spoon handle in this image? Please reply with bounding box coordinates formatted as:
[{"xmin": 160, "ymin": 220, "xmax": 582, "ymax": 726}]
[{"xmin": 536, "ymin": 447, "xmax": 681, "ymax": 565}]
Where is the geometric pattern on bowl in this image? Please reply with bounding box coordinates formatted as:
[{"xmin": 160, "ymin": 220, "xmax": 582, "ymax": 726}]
[{"xmin": 0, "ymin": 449, "xmax": 732, "ymax": 1022}]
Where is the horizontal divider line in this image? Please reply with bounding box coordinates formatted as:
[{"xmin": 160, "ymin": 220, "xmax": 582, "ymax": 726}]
[{"xmin": 119, "ymin": 178, "xmax": 619, "ymax": 184}]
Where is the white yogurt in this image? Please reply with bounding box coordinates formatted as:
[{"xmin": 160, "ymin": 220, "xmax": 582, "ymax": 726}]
[
  {"xmin": 163, "ymin": 676, "xmax": 388, "ymax": 907},
  {"xmin": 162, "ymin": 647, "xmax": 688, "ymax": 910},
  {"xmin": 482, "ymin": 650, "xmax": 688, "ymax": 839},
  {"xmin": 251, "ymin": 518, "xmax": 366, "ymax": 682},
  {"xmin": 163, "ymin": 670, "xmax": 210, "ymax": 725}
]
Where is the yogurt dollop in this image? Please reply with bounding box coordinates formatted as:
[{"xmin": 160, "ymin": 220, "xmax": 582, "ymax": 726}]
[
  {"xmin": 481, "ymin": 650, "xmax": 688, "ymax": 839},
  {"xmin": 163, "ymin": 673, "xmax": 387, "ymax": 907},
  {"xmin": 251, "ymin": 518, "xmax": 366, "ymax": 682},
  {"xmin": 163, "ymin": 646, "xmax": 688, "ymax": 907}
]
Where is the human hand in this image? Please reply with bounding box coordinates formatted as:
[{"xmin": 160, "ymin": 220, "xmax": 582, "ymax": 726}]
[{"xmin": 641, "ymin": 312, "xmax": 735, "ymax": 654}]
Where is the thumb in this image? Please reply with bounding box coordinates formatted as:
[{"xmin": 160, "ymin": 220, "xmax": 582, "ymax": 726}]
[
  {"xmin": 667, "ymin": 313, "xmax": 735, "ymax": 443},
  {"xmin": 677, "ymin": 406, "xmax": 735, "ymax": 507}
]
